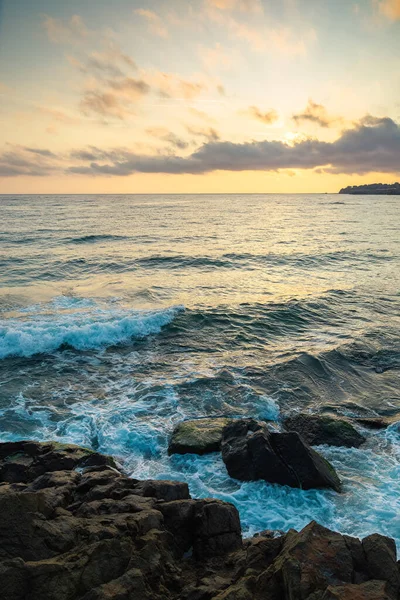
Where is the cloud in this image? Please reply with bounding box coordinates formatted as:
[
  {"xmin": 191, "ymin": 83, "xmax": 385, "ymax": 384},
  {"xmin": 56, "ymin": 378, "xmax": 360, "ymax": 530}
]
[
  {"xmin": 80, "ymin": 90, "xmax": 136, "ymax": 120},
  {"xmin": 244, "ymin": 106, "xmax": 279, "ymax": 125},
  {"xmin": 42, "ymin": 14, "xmax": 89, "ymax": 44},
  {"xmin": 70, "ymin": 44, "xmax": 137, "ymax": 78},
  {"xmin": 185, "ymin": 126, "xmax": 220, "ymax": 141},
  {"xmin": 146, "ymin": 127, "xmax": 189, "ymax": 149},
  {"xmin": 0, "ymin": 146, "xmax": 59, "ymax": 177},
  {"xmin": 205, "ymin": 0, "xmax": 263, "ymax": 14},
  {"xmin": 134, "ymin": 9, "xmax": 168, "ymax": 38},
  {"xmin": 198, "ymin": 43, "xmax": 233, "ymax": 70},
  {"xmin": 188, "ymin": 108, "xmax": 217, "ymax": 123},
  {"xmin": 292, "ymin": 100, "xmax": 342, "ymax": 128},
  {"xmin": 4, "ymin": 116, "xmax": 399, "ymax": 179},
  {"xmin": 65, "ymin": 116, "xmax": 400, "ymax": 176},
  {"xmin": 204, "ymin": 5, "xmax": 316, "ymax": 55},
  {"xmin": 375, "ymin": 0, "xmax": 400, "ymax": 19},
  {"xmin": 23, "ymin": 147, "xmax": 57, "ymax": 157}
]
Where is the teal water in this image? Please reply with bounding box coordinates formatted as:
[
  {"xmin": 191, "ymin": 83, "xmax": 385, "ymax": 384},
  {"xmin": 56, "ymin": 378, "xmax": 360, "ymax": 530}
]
[{"xmin": 0, "ymin": 193, "xmax": 399, "ymax": 544}]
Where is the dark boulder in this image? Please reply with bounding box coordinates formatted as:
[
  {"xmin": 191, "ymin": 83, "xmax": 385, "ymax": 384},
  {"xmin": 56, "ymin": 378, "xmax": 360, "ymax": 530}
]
[
  {"xmin": 193, "ymin": 499, "xmax": 242, "ymax": 559},
  {"xmin": 221, "ymin": 419, "xmax": 341, "ymax": 492},
  {"xmin": 168, "ymin": 418, "xmax": 233, "ymax": 455},
  {"xmin": 283, "ymin": 413, "xmax": 366, "ymax": 448}
]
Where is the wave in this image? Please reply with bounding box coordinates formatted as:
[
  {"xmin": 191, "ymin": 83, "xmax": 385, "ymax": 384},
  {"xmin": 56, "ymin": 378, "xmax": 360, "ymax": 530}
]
[
  {"xmin": 0, "ymin": 304, "xmax": 184, "ymax": 359},
  {"xmin": 66, "ymin": 234, "xmax": 130, "ymax": 244}
]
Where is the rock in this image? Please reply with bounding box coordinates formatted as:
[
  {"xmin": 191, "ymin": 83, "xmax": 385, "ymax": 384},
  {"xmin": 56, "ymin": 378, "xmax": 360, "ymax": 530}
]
[
  {"xmin": 168, "ymin": 417, "xmax": 233, "ymax": 455},
  {"xmin": 0, "ymin": 441, "xmax": 116, "ymax": 483},
  {"xmin": 262, "ymin": 521, "xmax": 354, "ymax": 599},
  {"xmin": 283, "ymin": 414, "xmax": 366, "ymax": 448},
  {"xmin": 0, "ymin": 440, "xmax": 398, "ymax": 600},
  {"xmin": 362, "ymin": 533, "xmax": 400, "ymax": 596},
  {"xmin": 133, "ymin": 479, "xmax": 190, "ymax": 501},
  {"xmin": 193, "ymin": 499, "xmax": 242, "ymax": 559},
  {"xmin": 354, "ymin": 414, "xmax": 400, "ymax": 430},
  {"xmin": 321, "ymin": 580, "xmax": 393, "ymax": 599},
  {"xmin": 221, "ymin": 419, "xmax": 341, "ymax": 492}
]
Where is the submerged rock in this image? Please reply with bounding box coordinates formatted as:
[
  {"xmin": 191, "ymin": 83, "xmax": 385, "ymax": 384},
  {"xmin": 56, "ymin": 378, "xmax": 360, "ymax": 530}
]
[
  {"xmin": 0, "ymin": 440, "xmax": 398, "ymax": 600},
  {"xmin": 168, "ymin": 417, "xmax": 233, "ymax": 455},
  {"xmin": 354, "ymin": 414, "xmax": 400, "ymax": 430},
  {"xmin": 221, "ymin": 419, "xmax": 341, "ymax": 492},
  {"xmin": 283, "ymin": 413, "xmax": 366, "ymax": 448}
]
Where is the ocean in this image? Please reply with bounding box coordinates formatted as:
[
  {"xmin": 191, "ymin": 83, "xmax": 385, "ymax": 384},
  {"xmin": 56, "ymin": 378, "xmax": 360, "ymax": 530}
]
[{"xmin": 0, "ymin": 193, "xmax": 399, "ymax": 546}]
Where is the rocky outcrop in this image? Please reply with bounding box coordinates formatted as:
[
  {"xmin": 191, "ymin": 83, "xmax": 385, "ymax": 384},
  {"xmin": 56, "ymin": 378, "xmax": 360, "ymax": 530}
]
[
  {"xmin": 283, "ymin": 414, "xmax": 366, "ymax": 448},
  {"xmin": 339, "ymin": 183, "xmax": 400, "ymax": 195},
  {"xmin": 168, "ymin": 418, "xmax": 233, "ymax": 455},
  {"xmin": 1, "ymin": 440, "xmax": 398, "ymax": 600},
  {"xmin": 221, "ymin": 419, "xmax": 341, "ymax": 492}
]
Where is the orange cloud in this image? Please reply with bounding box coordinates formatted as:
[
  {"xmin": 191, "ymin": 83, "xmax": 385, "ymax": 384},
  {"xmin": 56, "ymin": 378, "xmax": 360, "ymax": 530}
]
[
  {"xmin": 198, "ymin": 43, "xmax": 233, "ymax": 70},
  {"xmin": 42, "ymin": 14, "xmax": 89, "ymax": 44},
  {"xmin": 376, "ymin": 0, "xmax": 400, "ymax": 19},
  {"xmin": 292, "ymin": 100, "xmax": 343, "ymax": 128},
  {"xmin": 205, "ymin": 0, "xmax": 263, "ymax": 13},
  {"xmin": 134, "ymin": 9, "xmax": 169, "ymax": 38},
  {"xmin": 244, "ymin": 106, "xmax": 279, "ymax": 125}
]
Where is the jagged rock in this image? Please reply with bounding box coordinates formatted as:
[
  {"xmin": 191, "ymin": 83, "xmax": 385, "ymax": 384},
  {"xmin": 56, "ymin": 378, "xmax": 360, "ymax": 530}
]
[
  {"xmin": 0, "ymin": 441, "xmax": 116, "ymax": 483},
  {"xmin": 321, "ymin": 580, "xmax": 393, "ymax": 599},
  {"xmin": 133, "ymin": 479, "xmax": 190, "ymax": 501},
  {"xmin": 0, "ymin": 440, "xmax": 398, "ymax": 600},
  {"xmin": 221, "ymin": 419, "xmax": 341, "ymax": 491},
  {"xmin": 193, "ymin": 499, "xmax": 242, "ymax": 559},
  {"xmin": 362, "ymin": 533, "xmax": 400, "ymax": 596},
  {"xmin": 283, "ymin": 413, "xmax": 366, "ymax": 448},
  {"xmin": 168, "ymin": 418, "xmax": 233, "ymax": 455}
]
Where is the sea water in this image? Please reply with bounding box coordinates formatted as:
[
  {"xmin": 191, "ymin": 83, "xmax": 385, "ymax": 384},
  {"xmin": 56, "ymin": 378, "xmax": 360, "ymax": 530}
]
[{"xmin": 0, "ymin": 193, "xmax": 399, "ymax": 545}]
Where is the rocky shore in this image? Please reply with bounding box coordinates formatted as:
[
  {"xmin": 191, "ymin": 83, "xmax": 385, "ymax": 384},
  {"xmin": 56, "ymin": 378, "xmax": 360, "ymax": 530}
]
[
  {"xmin": 339, "ymin": 183, "xmax": 400, "ymax": 195},
  {"xmin": 1, "ymin": 439, "xmax": 399, "ymax": 600}
]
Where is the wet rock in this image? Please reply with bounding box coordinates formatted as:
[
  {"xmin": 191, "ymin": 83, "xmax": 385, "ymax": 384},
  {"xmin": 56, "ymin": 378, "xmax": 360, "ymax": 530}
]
[
  {"xmin": 354, "ymin": 414, "xmax": 400, "ymax": 430},
  {"xmin": 221, "ymin": 419, "xmax": 341, "ymax": 492},
  {"xmin": 283, "ymin": 413, "xmax": 366, "ymax": 448},
  {"xmin": 168, "ymin": 417, "xmax": 233, "ymax": 455}
]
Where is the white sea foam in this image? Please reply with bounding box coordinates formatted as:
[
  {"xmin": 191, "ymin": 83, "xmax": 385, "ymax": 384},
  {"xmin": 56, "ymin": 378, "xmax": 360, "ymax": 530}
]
[
  {"xmin": 1, "ymin": 383, "xmax": 398, "ymax": 548},
  {"xmin": 0, "ymin": 301, "xmax": 184, "ymax": 358}
]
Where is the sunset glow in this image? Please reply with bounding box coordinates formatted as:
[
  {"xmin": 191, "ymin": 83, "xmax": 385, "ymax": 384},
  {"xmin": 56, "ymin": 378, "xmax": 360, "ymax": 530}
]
[{"xmin": 0, "ymin": 0, "xmax": 400, "ymax": 192}]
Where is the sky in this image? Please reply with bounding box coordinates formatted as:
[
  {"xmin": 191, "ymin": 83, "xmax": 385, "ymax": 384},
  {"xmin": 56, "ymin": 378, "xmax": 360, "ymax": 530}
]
[{"xmin": 0, "ymin": 0, "xmax": 399, "ymax": 193}]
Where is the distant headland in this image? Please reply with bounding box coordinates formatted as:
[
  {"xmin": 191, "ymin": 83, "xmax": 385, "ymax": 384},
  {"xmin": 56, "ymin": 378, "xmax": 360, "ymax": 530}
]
[{"xmin": 339, "ymin": 182, "xmax": 400, "ymax": 194}]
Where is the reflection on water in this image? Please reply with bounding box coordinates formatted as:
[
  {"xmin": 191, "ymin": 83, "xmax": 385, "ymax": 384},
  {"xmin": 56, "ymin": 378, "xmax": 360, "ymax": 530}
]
[{"xmin": 0, "ymin": 193, "xmax": 399, "ymax": 545}]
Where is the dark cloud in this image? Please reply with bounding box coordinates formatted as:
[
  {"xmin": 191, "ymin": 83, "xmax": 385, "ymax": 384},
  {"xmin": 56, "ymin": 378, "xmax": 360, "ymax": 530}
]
[
  {"xmin": 0, "ymin": 149, "xmax": 57, "ymax": 177},
  {"xmin": 2, "ymin": 116, "xmax": 399, "ymax": 178},
  {"xmin": 66, "ymin": 116, "xmax": 400, "ymax": 176},
  {"xmin": 292, "ymin": 99, "xmax": 341, "ymax": 128},
  {"xmin": 23, "ymin": 147, "xmax": 57, "ymax": 157}
]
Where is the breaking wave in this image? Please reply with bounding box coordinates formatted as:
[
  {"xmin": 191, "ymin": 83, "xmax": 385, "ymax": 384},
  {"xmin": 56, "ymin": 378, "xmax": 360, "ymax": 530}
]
[{"xmin": 0, "ymin": 303, "xmax": 184, "ymax": 358}]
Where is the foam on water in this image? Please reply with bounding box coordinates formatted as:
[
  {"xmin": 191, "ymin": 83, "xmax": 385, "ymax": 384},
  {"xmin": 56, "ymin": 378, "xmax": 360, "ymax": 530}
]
[
  {"xmin": 1, "ymin": 377, "xmax": 399, "ymax": 548},
  {"xmin": 0, "ymin": 299, "xmax": 184, "ymax": 358}
]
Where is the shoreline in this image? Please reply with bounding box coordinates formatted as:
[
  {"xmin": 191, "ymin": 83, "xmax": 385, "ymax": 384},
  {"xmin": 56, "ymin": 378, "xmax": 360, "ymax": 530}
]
[{"xmin": 1, "ymin": 439, "xmax": 399, "ymax": 599}]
